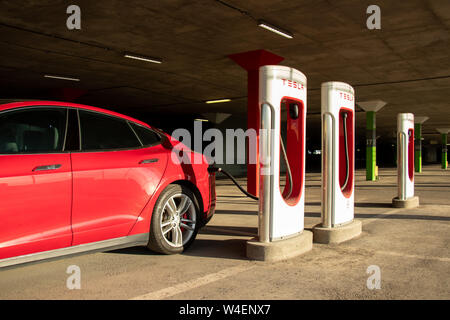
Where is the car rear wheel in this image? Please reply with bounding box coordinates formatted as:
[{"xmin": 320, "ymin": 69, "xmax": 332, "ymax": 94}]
[{"xmin": 147, "ymin": 184, "xmax": 200, "ymax": 254}]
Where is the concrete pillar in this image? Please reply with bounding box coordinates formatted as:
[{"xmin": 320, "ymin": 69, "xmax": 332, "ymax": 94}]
[
  {"xmin": 414, "ymin": 117, "xmax": 429, "ymax": 173},
  {"xmin": 442, "ymin": 133, "xmax": 448, "ymax": 169},
  {"xmin": 437, "ymin": 128, "xmax": 450, "ymax": 169},
  {"xmin": 228, "ymin": 50, "xmax": 284, "ymax": 196},
  {"xmin": 358, "ymin": 100, "xmax": 387, "ymax": 181}
]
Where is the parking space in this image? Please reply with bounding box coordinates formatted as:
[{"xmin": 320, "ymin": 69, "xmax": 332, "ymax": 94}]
[{"xmin": 1, "ymin": 165, "xmax": 448, "ymax": 300}]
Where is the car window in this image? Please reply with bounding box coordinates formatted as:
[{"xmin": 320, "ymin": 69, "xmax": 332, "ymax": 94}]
[
  {"xmin": 130, "ymin": 122, "xmax": 161, "ymax": 146},
  {"xmin": 0, "ymin": 108, "xmax": 67, "ymax": 154},
  {"xmin": 79, "ymin": 110, "xmax": 142, "ymax": 151}
]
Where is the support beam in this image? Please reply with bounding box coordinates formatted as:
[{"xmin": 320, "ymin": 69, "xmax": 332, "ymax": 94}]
[
  {"xmin": 228, "ymin": 50, "xmax": 284, "ymax": 196},
  {"xmin": 414, "ymin": 117, "xmax": 428, "ymax": 173},
  {"xmin": 442, "ymin": 133, "xmax": 448, "ymax": 169},
  {"xmin": 358, "ymin": 100, "xmax": 387, "ymax": 181}
]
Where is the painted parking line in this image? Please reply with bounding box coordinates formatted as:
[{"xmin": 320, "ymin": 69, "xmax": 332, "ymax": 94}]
[
  {"xmin": 340, "ymin": 246, "xmax": 450, "ymax": 263},
  {"xmin": 375, "ymin": 250, "xmax": 450, "ymax": 263},
  {"xmin": 130, "ymin": 264, "xmax": 254, "ymax": 300}
]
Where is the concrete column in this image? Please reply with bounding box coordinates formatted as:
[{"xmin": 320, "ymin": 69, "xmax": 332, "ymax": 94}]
[
  {"xmin": 442, "ymin": 133, "xmax": 448, "ymax": 169},
  {"xmin": 358, "ymin": 101, "xmax": 387, "ymax": 181},
  {"xmin": 437, "ymin": 128, "xmax": 449, "ymax": 169},
  {"xmin": 228, "ymin": 50, "xmax": 284, "ymax": 197},
  {"xmin": 366, "ymin": 111, "xmax": 376, "ymax": 180},
  {"xmin": 414, "ymin": 117, "xmax": 429, "ymax": 173}
]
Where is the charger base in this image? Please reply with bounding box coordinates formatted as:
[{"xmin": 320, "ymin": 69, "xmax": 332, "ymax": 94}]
[
  {"xmin": 246, "ymin": 231, "xmax": 313, "ymax": 262},
  {"xmin": 312, "ymin": 219, "xmax": 362, "ymax": 244}
]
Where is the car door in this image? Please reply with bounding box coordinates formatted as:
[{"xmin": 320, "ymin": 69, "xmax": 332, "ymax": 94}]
[
  {"xmin": 70, "ymin": 109, "xmax": 168, "ymax": 245},
  {"xmin": 0, "ymin": 107, "xmax": 72, "ymax": 260}
]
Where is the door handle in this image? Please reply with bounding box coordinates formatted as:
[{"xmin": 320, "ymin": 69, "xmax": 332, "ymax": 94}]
[
  {"xmin": 139, "ymin": 158, "xmax": 159, "ymax": 164},
  {"xmin": 33, "ymin": 164, "xmax": 62, "ymax": 172}
]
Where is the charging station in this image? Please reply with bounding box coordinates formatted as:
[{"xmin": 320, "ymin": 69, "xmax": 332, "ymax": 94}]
[
  {"xmin": 313, "ymin": 81, "xmax": 362, "ymax": 244},
  {"xmin": 246, "ymin": 65, "xmax": 313, "ymax": 261},
  {"xmin": 392, "ymin": 113, "xmax": 419, "ymax": 208}
]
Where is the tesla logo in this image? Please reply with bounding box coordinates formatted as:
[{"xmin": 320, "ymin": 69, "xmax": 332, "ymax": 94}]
[
  {"xmin": 339, "ymin": 92, "xmax": 354, "ymax": 101},
  {"xmin": 282, "ymin": 79, "xmax": 304, "ymax": 90}
]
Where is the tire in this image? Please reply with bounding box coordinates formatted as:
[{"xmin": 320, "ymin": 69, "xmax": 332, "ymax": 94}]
[{"xmin": 147, "ymin": 184, "xmax": 200, "ymax": 254}]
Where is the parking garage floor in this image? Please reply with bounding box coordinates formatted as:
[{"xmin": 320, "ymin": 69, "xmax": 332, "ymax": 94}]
[{"xmin": 0, "ymin": 165, "xmax": 448, "ymax": 300}]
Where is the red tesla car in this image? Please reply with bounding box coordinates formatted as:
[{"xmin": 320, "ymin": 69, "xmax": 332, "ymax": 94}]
[{"xmin": 0, "ymin": 101, "xmax": 216, "ymax": 268}]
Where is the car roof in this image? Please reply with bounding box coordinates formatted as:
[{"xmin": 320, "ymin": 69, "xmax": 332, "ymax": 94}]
[{"xmin": 0, "ymin": 100, "xmax": 152, "ymax": 129}]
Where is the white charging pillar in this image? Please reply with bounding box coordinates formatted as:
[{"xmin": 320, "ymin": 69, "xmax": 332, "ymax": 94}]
[
  {"xmin": 393, "ymin": 113, "xmax": 419, "ymax": 208},
  {"xmin": 313, "ymin": 81, "xmax": 362, "ymax": 244},
  {"xmin": 246, "ymin": 65, "xmax": 312, "ymax": 261}
]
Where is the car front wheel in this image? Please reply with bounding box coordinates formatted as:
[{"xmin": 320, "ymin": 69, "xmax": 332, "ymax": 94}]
[{"xmin": 147, "ymin": 184, "xmax": 200, "ymax": 254}]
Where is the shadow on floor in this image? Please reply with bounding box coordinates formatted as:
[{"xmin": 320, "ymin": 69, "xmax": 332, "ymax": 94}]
[
  {"xmin": 200, "ymin": 225, "xmax": 257, "ymax": 237},
  {"xmin": 216, "ymin": 200, "xmax": 257, "ymax": 205},
  {"xmin": 306, "ymin": 202, "xmax": 393, "ymax": 208},
  {"xmin": 106, "ymin": 226, "xmax": 255, "ymax": 261},
  {"xmin": 214, "ymin": 209, "xmax": 257, "ymax": 215},
  {"xmin": 306, "ymin": 211, "xmax": 450, "ymax": 222},
  {"xmin": 107, "ymin": 246, "xmax": 158, "ymax": 256},
  {"xmin": 218, "ymin": 195, "xmax": 254, "ymax": 199},
  {"xmin": 355, "ymin": 202, "xmax": 393, "ymax": 208},
  {"xmin": 106, "ymin": 241, "xmax": 248, "ymax": 261},
  {"xmin": 305, "ymin": 212, "xmax": 320, "ymax": 218},
  {"xmin": 355, "ymin": 213, "xmax": 450, "ymax": 222},
  {"xmin": 184, "ymin": 238, "xmax": 248, "ymax": 260}
]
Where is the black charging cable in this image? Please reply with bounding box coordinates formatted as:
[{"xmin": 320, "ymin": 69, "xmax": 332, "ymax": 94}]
[
  {"xmin": 208, "ymin": 138, "xmax": 293, "ymax": 201},
  {"xmin": 209, "ymin": 166, "xmax": 259, "ymax": 200}
]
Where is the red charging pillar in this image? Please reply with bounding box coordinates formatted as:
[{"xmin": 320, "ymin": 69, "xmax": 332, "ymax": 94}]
[{"xmin": 228, "ymin": 50, "xmax": 284, "ymax": 196}]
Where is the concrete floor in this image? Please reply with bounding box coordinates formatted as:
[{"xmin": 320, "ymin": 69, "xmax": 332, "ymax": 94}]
[{"xmin": 0, "ymin": 165, "xmax": 449, "ymax": 299}]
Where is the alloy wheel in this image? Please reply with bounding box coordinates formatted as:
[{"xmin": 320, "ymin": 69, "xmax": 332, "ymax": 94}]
[{"xmin": 160, "ymin": 193, "xmax": 196, "ymax": 247}]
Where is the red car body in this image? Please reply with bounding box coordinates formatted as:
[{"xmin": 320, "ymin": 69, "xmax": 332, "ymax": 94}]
[{"xmin": 0, "ymin": 101, "xmax": 215, "ymax": 267}]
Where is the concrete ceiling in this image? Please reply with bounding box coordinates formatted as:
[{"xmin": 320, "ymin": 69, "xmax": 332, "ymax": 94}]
[{"xmin": 0, "ymin": 0, "xmax": 449, "ymax": 141}]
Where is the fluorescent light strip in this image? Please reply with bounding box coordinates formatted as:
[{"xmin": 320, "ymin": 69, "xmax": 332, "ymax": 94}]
[
  {"xmin": 124, "ymin": 54, "xmax": 162, "ymax": 64},
  {"xmin": 194, "ymin": 118, "xmax": 209, "ymax": 122},
  {"xmin": 205, "ymin": 99, "xmax": 231, "ymax": 104},
  {"xmin": 257, "ymin": 20, "xmax": 293, "ymax": 39},
  {"xmin": 44, "ymin": 75, "xmax": 80, "ymax": 82}
]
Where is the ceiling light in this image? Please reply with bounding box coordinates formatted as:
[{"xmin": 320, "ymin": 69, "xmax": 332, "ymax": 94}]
[
  {"xmin": 257, "ymin": 20, "xmax": 293, "ymax": 39},
  {"xmin": 44, "ymin": 75, "xmax": 80, "ymax": 82},
  {"xmin": 194, "ymin": 118, "xmax": 209, "ymax": 122},
  {"xmin": 124, "ymin": 53, "xmax": 162, "ymax": 64},
  {"xmin": 205, "ymin": 99, "xmax": 231, "ymax": 104}
]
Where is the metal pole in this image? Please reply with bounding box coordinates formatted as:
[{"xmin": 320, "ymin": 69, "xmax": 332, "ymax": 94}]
[
  {"xmin": 321, "ymin": 113, "xmax": 334, "ymax": 228},
  {"xmin": 398, "ymin": 132, "xmax": 407, "ymax": 200},
  {"xmin": 259, "ymin": 103, "xmax": 272, "ymax": 242}
]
